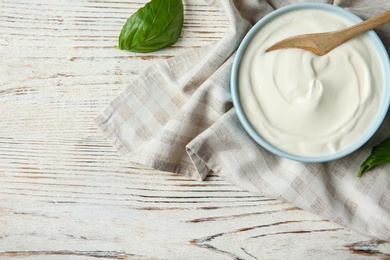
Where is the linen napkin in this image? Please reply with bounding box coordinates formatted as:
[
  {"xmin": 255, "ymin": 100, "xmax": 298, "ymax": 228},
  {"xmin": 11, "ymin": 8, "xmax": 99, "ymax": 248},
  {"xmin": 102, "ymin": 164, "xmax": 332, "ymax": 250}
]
[{"xmin": 95, "ymin": 0, "xmax": 390, "ymax": 241}]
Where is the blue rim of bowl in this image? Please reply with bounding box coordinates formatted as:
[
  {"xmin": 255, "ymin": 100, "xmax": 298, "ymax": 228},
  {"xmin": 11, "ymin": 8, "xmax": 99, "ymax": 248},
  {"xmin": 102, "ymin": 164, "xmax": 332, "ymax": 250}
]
[{"xmin": 231, "ymin": 2, "xmax": 390, "ymax": 163}]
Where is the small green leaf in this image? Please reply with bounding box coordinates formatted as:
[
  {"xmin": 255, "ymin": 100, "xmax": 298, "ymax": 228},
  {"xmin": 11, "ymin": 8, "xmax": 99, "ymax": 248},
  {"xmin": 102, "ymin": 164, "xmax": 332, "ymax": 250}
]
[
  {"xmin": 358, "ymin": 138, "xmax": 390, "ymax": 177},
  {"xmin": 117, "ymin": 0, "xmax": 184, "ymax": 53}
]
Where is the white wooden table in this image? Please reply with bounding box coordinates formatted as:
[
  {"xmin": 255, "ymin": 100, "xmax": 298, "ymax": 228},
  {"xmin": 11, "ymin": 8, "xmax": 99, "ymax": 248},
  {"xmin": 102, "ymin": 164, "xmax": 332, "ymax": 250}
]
[{"xmin": 1, "ymin": 1, "xmax": 390, "ymax": 259}]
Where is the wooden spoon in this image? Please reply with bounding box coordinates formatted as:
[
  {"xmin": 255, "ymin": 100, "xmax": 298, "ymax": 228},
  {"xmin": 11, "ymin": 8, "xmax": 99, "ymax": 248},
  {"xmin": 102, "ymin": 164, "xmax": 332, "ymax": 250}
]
[{"xmin": 266, "ymin": 10, "xmax": 390, "ymax": 56}]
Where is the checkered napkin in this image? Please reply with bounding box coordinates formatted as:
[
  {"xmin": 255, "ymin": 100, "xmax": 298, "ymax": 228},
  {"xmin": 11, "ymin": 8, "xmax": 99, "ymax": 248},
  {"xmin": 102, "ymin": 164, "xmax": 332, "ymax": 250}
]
[{"xmin": 95, "ymin": 0, "xmax": 390, "ymax": 241}]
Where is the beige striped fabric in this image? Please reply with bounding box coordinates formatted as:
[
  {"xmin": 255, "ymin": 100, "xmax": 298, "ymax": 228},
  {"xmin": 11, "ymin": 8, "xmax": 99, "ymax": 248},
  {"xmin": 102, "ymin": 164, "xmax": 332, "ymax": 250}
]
[{"xmin": 95, "ymin": 0, "xmax": 390, "ymax": 241}]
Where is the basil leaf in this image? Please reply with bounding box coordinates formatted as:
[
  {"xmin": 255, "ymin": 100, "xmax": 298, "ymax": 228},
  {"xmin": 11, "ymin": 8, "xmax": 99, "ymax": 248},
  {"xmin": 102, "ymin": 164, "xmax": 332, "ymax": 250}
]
[
  {"xmin": 358, "ymin": 138, "xmax": 390, "ymax": 177},
  {"xmin": 117, "ymin": 0, "xmax": 184, "ymax": 53}
]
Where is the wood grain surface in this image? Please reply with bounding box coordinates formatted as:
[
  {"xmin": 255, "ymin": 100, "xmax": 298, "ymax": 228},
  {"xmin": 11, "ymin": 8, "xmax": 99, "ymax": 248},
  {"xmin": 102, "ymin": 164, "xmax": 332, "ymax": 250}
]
[{"xmin": 1, "ymin": 0, "xmax": 390, "ymax": 259}]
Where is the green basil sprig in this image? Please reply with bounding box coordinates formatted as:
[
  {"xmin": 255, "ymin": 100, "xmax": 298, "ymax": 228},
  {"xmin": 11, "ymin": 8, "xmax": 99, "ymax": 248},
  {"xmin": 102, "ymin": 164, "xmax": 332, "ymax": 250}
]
[
  {"xmin": 117, "ymin": 0, "xmax": 184, "ymax": 53},
  {"xmin": 358, "ymin": 138, "xmax": 390, "ymax": 177}
]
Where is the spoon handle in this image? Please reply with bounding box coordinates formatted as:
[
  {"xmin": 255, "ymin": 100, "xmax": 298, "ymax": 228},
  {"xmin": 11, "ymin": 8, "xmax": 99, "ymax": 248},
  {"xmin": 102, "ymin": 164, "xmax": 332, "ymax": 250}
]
[{"xmin": 341, "ymin": 10, "xmax": 390, "ymax": 38}]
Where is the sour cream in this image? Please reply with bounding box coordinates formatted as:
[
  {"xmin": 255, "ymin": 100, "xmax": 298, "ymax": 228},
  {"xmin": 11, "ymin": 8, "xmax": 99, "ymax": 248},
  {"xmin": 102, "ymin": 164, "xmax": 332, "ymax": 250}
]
[{"xmin": 238, "ymin": 8, "xmax": 384, "ymax": 157}]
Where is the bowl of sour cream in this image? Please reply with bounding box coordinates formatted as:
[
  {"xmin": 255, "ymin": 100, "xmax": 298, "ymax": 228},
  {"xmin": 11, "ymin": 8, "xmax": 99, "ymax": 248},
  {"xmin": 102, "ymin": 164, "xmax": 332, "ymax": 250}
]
[{"xmin": 231, "ymin": 2, "xmax": 390, "ymax": 163}]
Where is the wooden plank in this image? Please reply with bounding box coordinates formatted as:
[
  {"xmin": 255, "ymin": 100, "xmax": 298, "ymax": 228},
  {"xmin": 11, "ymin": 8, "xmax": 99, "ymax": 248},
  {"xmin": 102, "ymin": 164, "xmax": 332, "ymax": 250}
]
[{"xmin": 1, "ymin": 0, "xmax": 389, "ymax": 258}]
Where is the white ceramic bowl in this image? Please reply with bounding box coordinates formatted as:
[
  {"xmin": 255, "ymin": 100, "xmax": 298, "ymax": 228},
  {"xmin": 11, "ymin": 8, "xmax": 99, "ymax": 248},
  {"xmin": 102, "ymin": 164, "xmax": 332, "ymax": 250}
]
[{"xmin": 231, "ymin": 2, "xmax": 390, "ymax": 163}]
